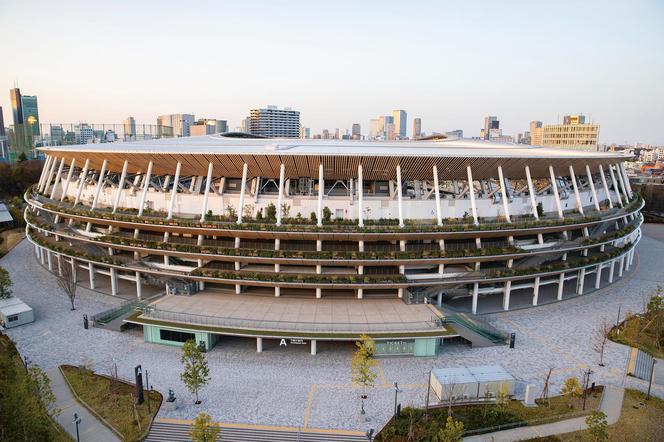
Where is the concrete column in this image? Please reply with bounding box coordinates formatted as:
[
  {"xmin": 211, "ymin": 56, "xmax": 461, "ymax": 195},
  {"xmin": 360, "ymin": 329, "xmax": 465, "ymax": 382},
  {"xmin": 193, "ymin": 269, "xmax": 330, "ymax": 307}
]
[
  {"xmin": 614, "ymin": 164, "xmax": 630, "ymax": 205},
  {"xmin": 257, "ymin": 337, "xmax": 263, "ymax": 353},
  {"xmin": 549, "ymin": 166, "xmax": 564, "ymax": 219},
  {"xmin": 497, "ymin": 165, "xmax": 511, "ymax": 223},
  {"xmin": 137, "ymin": 160, "xmax": 153, "ymax": 217},
  {"xmin": 608, "ymin": 259, "xmax": 615, "ymax": 283},
  {"xmin": 275, "ymin": 286, "xmax": 280, "ymax": 297},
  {"xmin": 276, "ymin": 163, "xmax": 285, "ymax": 226},
  {"xmin": 60, "ymin": 158, "xmax": 77, "ymax": 202},
  {"xmin": 37, "ymin": 155, "xmax": 53, "ymax": 190},
  {"xmin": 568, "ymin": 165, "xmax": 584, "ymax": 215},
  {"xmin": 235, "ymin": 284, "xmax": 241, "ymax": 295},
  {"xmin": 316, "ymin": 288, "xmax": 322, "ymax": 299},
  {"xmin": 595, "ymin": 264, "xmax": 602, "ymax": 289},
  {"xmin": 503, "ymin": 281, "xmax": 511, "ymax": 311},
  {"xmin": 112, "ymin": 160, "xmax": 129, "ymax": 213},
  {"xmin": 43, "ymin": 156, "xmax": 60, "ymax": 194},
  {"xmin": 577, "ymin": 268, "xmax": 586, "ymax": 295},
  {"xmin": 525, "ymin": 165, "xmax": 539, "ymax": 219},
  {"xmin": 619, "ymin": 163, "xmax": 633, "ymax": 197},
  {"xmin": 472, "ymin": 282, "xmax": 479, "ymax": 314},
  {"xmin": 135, "ymin": 271, "xmax": 142, "ymax": 300},
  {"xmin": 467, "ymin": 165, "xmax": 479, "ymax": 225},
  {"xmin": 311, "ymin": 339, "xmax": 317, "ymax": 355},
  {"xmin": 598, "ymin": 164, "xmax": 613, "ymax": 209},
  {"xmin": 91, "ymin": 160, "xmax": 109, "ymax": 210},
  {"xmin": 438, "ymin": 239, "xmax": 445, "ymax": 274},
  {"xmin": 110, "ymin": 267, "xmax": 118, "ymax": 296},
  {"xmin": 49, "ymin": 157, "xmax": 66, "ymax": 199},
  {"xmin": 357, "ymin": 164, "xmax": 364, "ymax": 227},
  {"xmin": 317, "ymin": 164, "xmax": 324, "ymax": 227},
  {"xmin": 618, "ymin": 255, "xmax": 625, "ymax": 277},
  {"xmin": 88, "ymin": 262, "xmax": 95, "ymax": 289},
  {"xmin": 166, "ymin": 161, "xmax": 182, "ymax": 220},
  {"xmin": 433, "ymin": 165, "xmax": 442, "ymax": 226},
  {"xmin": 237, "ymin": 163, "xmax": 248, "ymax": 224},
  {"xmin": 396, "ymin": 164, "xmax": 404, "ymax": 227},
  {"xmin": 200, "ymin": 162, "xmax": 214, "ymax": 222},
  {"xmin": 39, "ymin": 247, "xmax": 45, "ymax": 265},
  {"xmin": 585, "ymin": 164, "xmax": 600, "ymax": 212},
  {"xmin": 398, "ymin": 288, "xmax": 403, "ymax": 298},
  {"xmin": 73, "ymin": 159, "xmax": 90, "ymax": 206},
  {"xmin": 608, "ymin": 165, "xmax": 624, "ymax": 208},
  {"xmin": 532, "ymin": 276, "xmax": 540, "ymax": 306},
  {"xmin": 46, "ymin": 250, "xmax": 53, "ymax": 271},
  {"xmin": 557, "ymin": 272, "xmax": 565, "ymax": 300}
]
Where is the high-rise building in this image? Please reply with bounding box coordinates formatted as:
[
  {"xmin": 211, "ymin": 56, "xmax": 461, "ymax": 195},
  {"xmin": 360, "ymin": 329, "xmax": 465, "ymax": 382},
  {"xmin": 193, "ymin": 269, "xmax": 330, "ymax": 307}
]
[
  {"xmin": 481, "ymin": 116, "xmax": 499, "ymax": 140},
  {"xmin": 529, "ymin": 115, "xmax": 598, "ymax": 150},
  {"xmin": 74, "ymin": 123, "xmax": 94, "ymax": 144},
  {"xmin": 351, "ymin": 123, "xmax": 361, "ymax": 140},
  {"xmin": 123, "ymin": 116, "xmax": 136, "ymax": 139},
  {"xmin": 392, "ymin": 109, "xmax": 407, "ymax": 139},
  {"xmin": 9, "ymin": 88, "xmax": 23, "ymax": 126},
  {"xmin": 412, "ymin": 118, "xmax": 422, "ymax": 139},
  {"xmin": 8, "ymin": 88, "xmax": 40, "ymax": 159},
  {"xmin": 157, "ymin": 114, "xmax": 195, "ymax": 137},
  {"xmin": 0, "ymin": 106, "xmax": 5, "ymax": 137},
  {"xmin": 21, "ymin": 95, "xmax": 39, "ymax": 131},
  {"xmin": 241, "ymin": 117, "xmax": 251, "ymax": 133},
  {"xmin": 446, "ymin": 129, "xmax": 463, "ymax": 139},
  {"xmin": 190, "ymin": 119, "xmax": 228, "ymax": 136},
  {"xmin": 299, "ymin": 126, "xmax": 311, "ymax": 139},
  {"xmin": 248, "ymin": 106, "xmax": 300, "ymax": 138},
  {"xmin": 379, "ymin": 115, "xmax": 394, "ymax": 140},
  {"xmin": 369, "ymin": 118, "xmax": 381, "ymax": 140},
  {"xmin": 49, "ymin": 125, "xmax": 64, "ymax": 146}
]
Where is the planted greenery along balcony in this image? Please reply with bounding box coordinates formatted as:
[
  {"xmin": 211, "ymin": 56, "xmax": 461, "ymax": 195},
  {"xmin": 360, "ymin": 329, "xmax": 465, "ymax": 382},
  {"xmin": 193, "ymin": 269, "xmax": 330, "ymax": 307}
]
[{"xmin": 31, "ymin": 191, "xmax": 643, "ymax": 235}]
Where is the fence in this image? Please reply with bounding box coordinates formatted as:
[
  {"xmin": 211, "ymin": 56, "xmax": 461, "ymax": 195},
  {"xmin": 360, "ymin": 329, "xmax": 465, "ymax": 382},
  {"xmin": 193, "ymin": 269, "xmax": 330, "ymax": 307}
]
[{"xmin": 627, "ymin": 347, "xmax": 663, "ymax": 385}]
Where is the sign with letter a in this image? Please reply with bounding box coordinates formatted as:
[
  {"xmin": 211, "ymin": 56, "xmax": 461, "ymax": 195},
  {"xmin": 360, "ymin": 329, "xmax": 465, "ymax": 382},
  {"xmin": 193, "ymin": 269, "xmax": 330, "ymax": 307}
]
[{"xmin": 279, "ymin": 339, "xmax": 287, "ymax": 347}]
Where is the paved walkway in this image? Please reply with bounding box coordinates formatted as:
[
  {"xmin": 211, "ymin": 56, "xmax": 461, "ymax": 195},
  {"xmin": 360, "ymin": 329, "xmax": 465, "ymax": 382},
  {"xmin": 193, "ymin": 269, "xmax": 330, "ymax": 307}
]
[
  {"xmin": 48, "ymin": 368, "xmax": 120, "ymax": 442},
  {"xmin": 463, "ymin": 385, "xmax": 625, "ymax": 442}
]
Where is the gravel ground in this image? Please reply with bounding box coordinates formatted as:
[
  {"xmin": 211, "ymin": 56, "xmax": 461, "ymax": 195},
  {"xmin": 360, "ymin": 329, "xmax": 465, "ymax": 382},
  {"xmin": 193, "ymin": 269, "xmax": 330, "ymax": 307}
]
[{"xmin": 3, "ymin": 227, "xmax": 664, "ymax": 434}]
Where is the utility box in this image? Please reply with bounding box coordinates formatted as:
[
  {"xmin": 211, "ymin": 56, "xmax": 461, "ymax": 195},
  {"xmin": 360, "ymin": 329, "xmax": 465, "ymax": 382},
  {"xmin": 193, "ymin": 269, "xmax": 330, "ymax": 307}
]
[{"xmin": 0, "ymin": 296, "xmax": 34, "ymax": 329}]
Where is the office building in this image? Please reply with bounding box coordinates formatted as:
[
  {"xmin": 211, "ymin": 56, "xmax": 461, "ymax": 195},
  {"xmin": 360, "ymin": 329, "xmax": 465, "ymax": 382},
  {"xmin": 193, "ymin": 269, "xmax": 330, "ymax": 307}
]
[
  {"xmin": 481, "ymin": 116, "xmax": 499, "ymax": 140},
  {"xmin": 157, "ymin": 114, "xmax": 195, "ymax": 137},
  {"xmin": 299, "ymin": 126, "xmax": 311, "ymax": 139},
  {"xmin": 123, "ymin": 116, "xmax": 136, "ymax": 139},
  {"xmin": 392, "ymin": 109, "xmax": 407, "ymax": 139},
  {"xmin": 412, "ymin": 118, "xmax": 422, "ymax": 140},
  {"xmin": 248, "ymin": 106, "xmax": 300, "ymax": 138},
  {"xmin": 369, "ymin": 118, "xmax": 381, "ymax": 139},
  {"xmin": 531, "ymin": 115, "xmax": 599, "ymax": 150},
  {"xmin": 190, "ymin": 119, "xmax": 228, "ymax": 136},
  {"xmin": 74, "ymin": 123, "xmax": 94, "ymax": 144},
  {"xmin": 351, "ymin": 123, "xmax": 361, "ymax": 140},
  {"xmin": 529, "ymin": 121, "xmax": 543, "ymax": 145},
  {"xmin": 10, "ymin": 88, "xmax": 23, "ymax": 126}
]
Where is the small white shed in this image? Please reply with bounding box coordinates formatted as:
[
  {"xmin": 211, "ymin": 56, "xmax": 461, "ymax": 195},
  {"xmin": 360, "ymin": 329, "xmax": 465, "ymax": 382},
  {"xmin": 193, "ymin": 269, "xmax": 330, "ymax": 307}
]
[
  {"xmin": 0, "ymin": 296, "xmax": 34, "ymax": 329},
  {"xmin": 430, "ymin": 365, "xmax": 516, "ymax": 402}
]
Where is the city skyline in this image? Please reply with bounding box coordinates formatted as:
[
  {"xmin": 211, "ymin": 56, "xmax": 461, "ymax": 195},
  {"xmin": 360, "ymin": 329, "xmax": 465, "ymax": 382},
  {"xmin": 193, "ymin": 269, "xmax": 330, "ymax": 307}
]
[{"xmin": 0, "ymin": 0, "xmax": 663, "ymax": 145}]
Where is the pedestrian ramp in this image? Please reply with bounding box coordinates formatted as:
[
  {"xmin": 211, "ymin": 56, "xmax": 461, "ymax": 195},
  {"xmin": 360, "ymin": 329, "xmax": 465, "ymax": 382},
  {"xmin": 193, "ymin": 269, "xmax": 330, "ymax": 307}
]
[{"xmin": 145, "ymin": 420, "xmax": 366, "ymax": 442}]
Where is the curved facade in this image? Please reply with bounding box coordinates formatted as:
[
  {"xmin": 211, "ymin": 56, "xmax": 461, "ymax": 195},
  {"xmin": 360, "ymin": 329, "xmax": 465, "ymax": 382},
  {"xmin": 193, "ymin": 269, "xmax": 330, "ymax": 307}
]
[{"xmin": 24, "ymin": 135, "xmax": 642, "ymax": 351}]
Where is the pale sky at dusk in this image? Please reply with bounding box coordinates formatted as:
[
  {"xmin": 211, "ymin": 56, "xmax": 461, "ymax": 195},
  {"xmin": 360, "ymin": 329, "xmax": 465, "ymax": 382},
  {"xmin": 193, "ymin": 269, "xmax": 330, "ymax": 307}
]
[{"xmin": 1, "ymin": 0, "xmax": 663, "ymax": 144}]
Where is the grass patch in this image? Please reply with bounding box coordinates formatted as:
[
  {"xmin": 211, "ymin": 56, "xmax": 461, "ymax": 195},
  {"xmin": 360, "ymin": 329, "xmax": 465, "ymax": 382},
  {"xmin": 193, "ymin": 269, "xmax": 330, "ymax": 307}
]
[
  {"xmin": 376, "ymin": 388, "xmax": 602, "ymax": 441},
  {"xmin": 609, "ymin": 315, "xmax": 664, "ymax": 359},
  {"xmin": 523, "ymin": 389, "xmax": 664, "ymax": 441},
  {"xmin": 60, "ymin": 365, "xmax": 161, "ymax": 441},
  {"xmin": 0, "ymin": 334, "xmax": 71, "ymax": 441}
]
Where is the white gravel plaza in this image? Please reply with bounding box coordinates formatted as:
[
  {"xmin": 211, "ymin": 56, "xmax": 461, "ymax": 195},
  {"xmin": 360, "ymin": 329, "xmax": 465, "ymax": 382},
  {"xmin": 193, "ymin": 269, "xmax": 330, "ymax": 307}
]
[{"xmin": 3, "ymin": 224, "xmax": 664, "ymax": 434}]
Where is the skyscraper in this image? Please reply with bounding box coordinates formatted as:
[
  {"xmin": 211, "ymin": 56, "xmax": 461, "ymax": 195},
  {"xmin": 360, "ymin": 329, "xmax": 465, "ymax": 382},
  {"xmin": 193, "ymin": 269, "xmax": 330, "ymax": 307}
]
[
  {"xmin": 529, "ymin": 121, "xmax": 543, "ymax": 145},
  {"xmin": 392, "ymin": 109, "xmax": 407, "ymax": 139},
  {"xmin": 481, "ymin": 116, "xmax": 498, "ymax": 140},
  {"xmin": 123, "ymin": 116, "xmax": 136, "ymax": 140},
  {"xmin": 0, "ymin": 106, "xmax": 5, "ymax": 137},
  {"xmin": 249, "ymin": 106, "xmax": 300, "ymax": 138},
  {"xmin": 9, "ymin": 88, "xmax": 23, "ymax": 126},
  {"xmin": 412, "ymin": 118, "xmax": 421, "ymax": 139},
  {"xmin": 157, "ymin": 114, "xmax": 195, "ymax": 137},
  {"xmin": 369, "ymin": 118, "xmax": 381, "ymax": 140},
  {"xmin": 351, "ymin": 123, "xmax": 361, "ymax": 140}
]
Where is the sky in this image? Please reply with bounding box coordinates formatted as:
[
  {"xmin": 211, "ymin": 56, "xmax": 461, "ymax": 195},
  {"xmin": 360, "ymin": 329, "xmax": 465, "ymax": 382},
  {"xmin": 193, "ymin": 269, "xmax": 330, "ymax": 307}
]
[{"xmin": 0, "ymin": 0, "xmax": 663, "ymax": 145}]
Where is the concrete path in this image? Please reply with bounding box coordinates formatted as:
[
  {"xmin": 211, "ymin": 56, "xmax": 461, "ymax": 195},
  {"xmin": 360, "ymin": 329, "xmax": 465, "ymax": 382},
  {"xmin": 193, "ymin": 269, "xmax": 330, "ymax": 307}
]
[
  {"xmin": 48, "ymin": 368, "xmax": 120, "ymax": 442},
  {"xmin": 463, "ymin": 385, "xmax": 625, "ymax": 442}
]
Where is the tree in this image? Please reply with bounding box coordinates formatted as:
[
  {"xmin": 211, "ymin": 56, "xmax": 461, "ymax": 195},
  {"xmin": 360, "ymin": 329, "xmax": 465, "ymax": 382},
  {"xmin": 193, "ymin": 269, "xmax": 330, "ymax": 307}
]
[
  {"xmin": 322, "ymin": 206, "xmax": 332, "ymax": 223},
  {"xmin": 56, "ymin": 258, "xmax": 78, "ymax": 310},
  {"xmin": 592, "ymin": 318, "xmax": 611, "ymax": 366},
  {"xmin": 280, "ymin": 202, "xmax": 290, "ymax": 219},
  {"xmin": 585, "ymin": 410, "xmax": 608, "ymax": 441},
  {"xmin": 351, "ymin": 334, "xmax": 377, "ymax": 415},
  {"xmin": 190, "ymin": 412, "xmax": 220, "ymax": 442},
  {"xmin": 266, "ymin": 203, "xmax": 277, "ymax": 221},
  {"xmin": 434, "ymin": 416, "xmax": 464, "ymax": 442},
  {"xmin": 25, "ymin": 365, "xmax": 59, "ymax": 417},
  {"xmin": 537, "ymin": 202, "xmax": 544, "ymax": 217},
  {"xmin": 0, "ymin": 266, "xmax": 13, "ymax": 299},
  {"xmin": 560, "ymin": 377, "xmax": 583, "ymax": 409},
  {"xmin": 17, "ymin": 152, "xmax": 27, "ymax": 162},
  {"xmin": 441, "ymin": 377, "xmax": 460, "ymax": 417},
  {"xmin": 180, "ymin": 340, "xmax": 210, "ymax": 404}
]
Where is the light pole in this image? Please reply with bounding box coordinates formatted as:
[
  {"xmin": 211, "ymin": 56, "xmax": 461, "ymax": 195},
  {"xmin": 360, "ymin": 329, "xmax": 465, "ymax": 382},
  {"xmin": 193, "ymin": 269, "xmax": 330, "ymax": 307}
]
[
  {"xmin": 647, "ymin": 359, "xmax": 657, "ymax": 400},
  {"xmin": 582, "ymin": 368, "xmax": 594, "ymax": 410},
  {"xmin": 73, "ymin": 412, "xmax": 82, "ymax": 442},
  {"xmin": 393, "ymin": 382, "xmax": 401, "ymax": 418}
]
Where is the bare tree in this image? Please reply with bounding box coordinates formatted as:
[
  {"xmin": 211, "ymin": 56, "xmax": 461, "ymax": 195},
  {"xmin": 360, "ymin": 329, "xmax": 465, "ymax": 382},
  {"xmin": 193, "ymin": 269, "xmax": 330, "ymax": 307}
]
[
  {"xmin": 592, "ymin": 318, "xmax": 611, "ymax": 367},
  {"xmin": 442, "ymin": 376, "xmax": 460, "ymax": 417},
  {"xmin": 56, "ymin": 258, "xmax": 78, "ymax": 310}
]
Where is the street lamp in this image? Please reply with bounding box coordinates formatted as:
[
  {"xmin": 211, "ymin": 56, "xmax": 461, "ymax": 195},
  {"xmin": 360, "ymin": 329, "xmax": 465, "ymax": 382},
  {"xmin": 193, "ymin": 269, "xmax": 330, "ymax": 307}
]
[
  {"xmin": 647, "ymin": 359, "xmax": 657, "ymax": 400},
  {"xmin": 393, "ymin": 382, "xmax": 402, "ymax": 418},
  {"xmin": 72, "ymin": 412, "xmax": 82, "ymax": 442}
]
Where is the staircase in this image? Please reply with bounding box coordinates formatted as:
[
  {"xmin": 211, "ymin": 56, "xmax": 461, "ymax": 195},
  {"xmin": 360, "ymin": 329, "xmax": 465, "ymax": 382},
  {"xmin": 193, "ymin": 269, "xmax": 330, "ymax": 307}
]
[
  {"xmin": 145, "ymin": 421, "xmax": 366, "ymax": 442},
  {"xmin": 439, "ymin": 310, "xmax": 508, "ymax": 347}
]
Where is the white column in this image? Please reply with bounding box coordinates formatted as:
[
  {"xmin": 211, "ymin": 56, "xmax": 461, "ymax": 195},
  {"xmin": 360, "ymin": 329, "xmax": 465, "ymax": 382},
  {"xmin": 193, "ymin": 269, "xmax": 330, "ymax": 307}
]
[
  {"xmin": 42, "ymin": 156, "xmax": 59, "ymax": 194},
  {"xmin": 598, "ymin": 164, "xmax": 613, "ymax": 209},
  {"xmin": 200, "ymin": 162, "xmax": 214, "ymax": 222},
  {"xmin": 59, "ymin": 158, "xmax": 77, "ymax": 202},
  {"xmin": 466, "ymin": 165, "xmax": 479, "ymax": 225},
  {"xmin": 112, "ymin": 160, "xmax": 129, "ymax": 214},
  {"xmin": 608, "ymin": 165, "xmax": 624, "ymax": 208},
  {"xmin": 49, "ymin": 157, "xmax": 66, "ymax": 199},
  {"xmin": 618, "ymin": 255, "xmax": 625, "ymax": 277},
  {"xmin": 585, "ymin": 164, "xmax": 600, "ymax": 211},
  {"xmin": 532, "ymin": 276, "xmax": 541, "ymax": 306},
  {"xmin": 614, "ymin": 164, "xmax": 629, "ymax": 205},
  {"xmin": 471, "ymin": 282, "xmax": 479, "ymax": 314},
  {"xmin": 396, "ymin": 164, "xmax": 404, "ymax": 227},
  {"xmin": 608, "ymin": 260, "xmax": 615, "ymax": 283},
  {"xmin": 47, "ymin": 251, "xmax": 53, "ymax": 271},
  {"xmin": 569, "ymin": 165, "xmax": 584, "ymax": 215},
  {"xmin": 433, "ymin": 165, "xmax": 442, "ymax": 226},
  {"xmin": 317, "ymin": 164, "xmax": 324, "ymax": 227},
  {"xmin": 137, "ymin": 160, "xmax": 153, "ymax": 217},
  {"xmin": 237, "ymin": 163, "xmax": 248, "ymax": 224},
  {"xmin": 577, "ymin": 268, "xmax": 586, "ymax": 295},
  {"xmin": 357, "ymin": 164, "xmax": 364, "ymax": 227},
  {"xmin": 525, "ymin": 165, "xmax": 539, "ymax": 219},
  {"xmin": 619, "ymin": 163, "xmax": 633, "ymax": 197},
  {"xmin": 135, "ymin": 271, "xmax": 142, "ymax": 300},
  {"xmin": 91, "ymin": 160, "xmax": 108, "ymax": 210},
  {"xmin": 557, "ymin": 272, "xmax": 565, "ymax": 300},
  {"xmin": 73, "ymin": 159, "xmax": 90, "ymax": 206},
  {"xmin": 110, "ymin": 267, "xmax": 117, "ymax": 296},
  {"xmin": 310, "ymin": 339, "xmax": 317, "ymax": 355},
  {"xmin": 549, "ymin": 166, "xmax": 564, "ymax": 219},
  {"xmin": 88, "ymin": 262, "xmax": 95, "ymax": 289},
  {"xmin": 595, "ymin": 264, "xmax": 602, "ymax": 289},
  {"xmin": 276, "ymin": 163, "xmax": 285, "ymax": 226},
  {"xmin": 167, "ymin": 161, "xmax": 182, "ymax": 220},
  {"xmin": 497, "ymin": 165, "xmax": 511, "ymax": 223},
  {"xmin": 256, "ymin": 337, "xmax": 263, "ymax": 353},
  {"xmin": 503, "ymin": 281, "xmax": 511, "ymax": 311},
  {"xmin": 37, "ymin": 155, "xmax": 53, "ymax": 190}
]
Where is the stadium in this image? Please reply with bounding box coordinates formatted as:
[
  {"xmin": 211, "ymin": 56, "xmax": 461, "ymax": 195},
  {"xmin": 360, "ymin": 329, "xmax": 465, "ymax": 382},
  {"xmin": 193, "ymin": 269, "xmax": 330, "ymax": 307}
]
[{"xmin": 24, "ymin": 134, "xmax": 642, "ymax": 355}]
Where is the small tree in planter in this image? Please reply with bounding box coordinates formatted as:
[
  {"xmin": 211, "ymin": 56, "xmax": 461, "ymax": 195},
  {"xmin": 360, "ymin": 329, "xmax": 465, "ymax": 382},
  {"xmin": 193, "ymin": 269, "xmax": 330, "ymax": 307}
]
[
  {"xmin": 190, "ymin": 412, "xmax": 220, "ymax": 442},
  {"xmin": 561, "ymin": 376, "xmax": 582, "ymax": 409},
  {"xmin": 0, "ymin": 266, "xmax": 12, "ymax": 299},
  {"xmin": 180, "ymin": 340, "xmax": 210, "ymax": 404},
  {"xmin": 351, "ymin": 334, "xmax": 377, "ymax": 416},
  {"xmin": 322, "ymin": 206, "xmax": 332, "ymax": 224}
]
